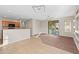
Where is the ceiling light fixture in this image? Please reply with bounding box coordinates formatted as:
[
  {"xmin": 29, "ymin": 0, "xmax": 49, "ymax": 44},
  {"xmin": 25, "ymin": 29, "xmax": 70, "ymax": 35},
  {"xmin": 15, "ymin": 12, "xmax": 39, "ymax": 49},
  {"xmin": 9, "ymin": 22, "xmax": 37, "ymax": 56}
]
[
  {"xmin": 32, "ymin": 5, "xmax": 47, "ymax": 19},
  {"xmin": 32, "ymin": 5, "xmax": 45, "ymax": 13}
]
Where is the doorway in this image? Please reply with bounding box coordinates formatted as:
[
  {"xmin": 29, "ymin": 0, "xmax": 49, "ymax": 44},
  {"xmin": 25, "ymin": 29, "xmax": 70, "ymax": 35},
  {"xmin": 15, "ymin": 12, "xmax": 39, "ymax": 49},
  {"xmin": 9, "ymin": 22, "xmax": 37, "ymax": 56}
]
[{"xmin": 48, "ymin": 20, "xmax": 59, "ymax": 35}]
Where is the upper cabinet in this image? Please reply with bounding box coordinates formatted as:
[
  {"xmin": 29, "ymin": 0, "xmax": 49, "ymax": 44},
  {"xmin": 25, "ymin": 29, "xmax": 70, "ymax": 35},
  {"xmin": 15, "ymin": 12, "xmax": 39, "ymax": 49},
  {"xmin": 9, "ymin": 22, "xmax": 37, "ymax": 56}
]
[{"xmin": 2, "ymin": 20, "xmax": 21, "ymax": 29}]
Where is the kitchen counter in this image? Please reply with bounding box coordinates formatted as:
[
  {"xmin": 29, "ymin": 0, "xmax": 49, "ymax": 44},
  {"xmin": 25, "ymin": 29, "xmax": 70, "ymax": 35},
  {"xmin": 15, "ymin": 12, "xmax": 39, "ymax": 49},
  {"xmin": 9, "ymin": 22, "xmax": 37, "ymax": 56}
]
[{"xmin": 3, "ymin": 29, "xmax": 30, "ymax": 45}]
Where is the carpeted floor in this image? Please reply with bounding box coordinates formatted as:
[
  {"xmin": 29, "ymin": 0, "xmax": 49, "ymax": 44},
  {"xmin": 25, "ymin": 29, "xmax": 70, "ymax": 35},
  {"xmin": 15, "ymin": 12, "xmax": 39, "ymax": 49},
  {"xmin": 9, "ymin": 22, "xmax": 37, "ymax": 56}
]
[{"xmin": 40, "ymin": 35, "xmax": 79, "ymax": 54}]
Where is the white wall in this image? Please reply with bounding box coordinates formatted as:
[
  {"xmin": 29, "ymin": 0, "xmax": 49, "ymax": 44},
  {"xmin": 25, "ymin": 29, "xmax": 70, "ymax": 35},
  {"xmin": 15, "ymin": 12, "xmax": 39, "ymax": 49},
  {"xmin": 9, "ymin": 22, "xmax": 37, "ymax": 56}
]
[
  {"xmin": 3, "ymin": 29, "xmax": 30, "ymax": 44},
  {"xmin": 32, "ymin": 20, "xmax": 48, "ymax": 35},
  {"xmin": 32, "ymin": 20, "xmax": 40, "ymax": 35},
  {"xmin": 40, "ymin": 20, "xmax": 48, "ymax": 34},
  {"xmin": 59, "ymin": 19, "xmax": 65, "ymax": 35}
]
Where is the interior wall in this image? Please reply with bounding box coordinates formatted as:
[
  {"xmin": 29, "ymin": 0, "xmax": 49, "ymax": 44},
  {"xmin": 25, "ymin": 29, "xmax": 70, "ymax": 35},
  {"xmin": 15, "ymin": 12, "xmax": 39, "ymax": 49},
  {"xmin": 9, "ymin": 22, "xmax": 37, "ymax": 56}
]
[
  {"xmin": 21, "ymin": 20, "xmax": 32, "ymax": 29},
  {"xmin": 32, "ymin": 20, "xmax": 40, "ymax": 35},
  {"xmin": 40, "ymin": 20, "xmax": 48, "ymax": 34},
  {"xmin": 31, "ymin": 20, "xmax": 48, "ymax": 35},
  {"xmin": 25, "ymin": 20, "xmax": 32, "ymax": 29},
  {"xmin": 59, "ymin": 19, "xmax": 64, "ymax": 35}
]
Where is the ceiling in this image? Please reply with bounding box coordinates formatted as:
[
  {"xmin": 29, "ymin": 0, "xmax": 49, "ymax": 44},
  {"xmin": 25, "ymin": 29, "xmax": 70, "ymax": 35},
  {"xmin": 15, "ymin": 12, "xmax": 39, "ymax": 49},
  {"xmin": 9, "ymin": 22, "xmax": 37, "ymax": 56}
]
[{"xmin": 0, "ymin": 5, "xmax": 78, "ymax": 20}]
